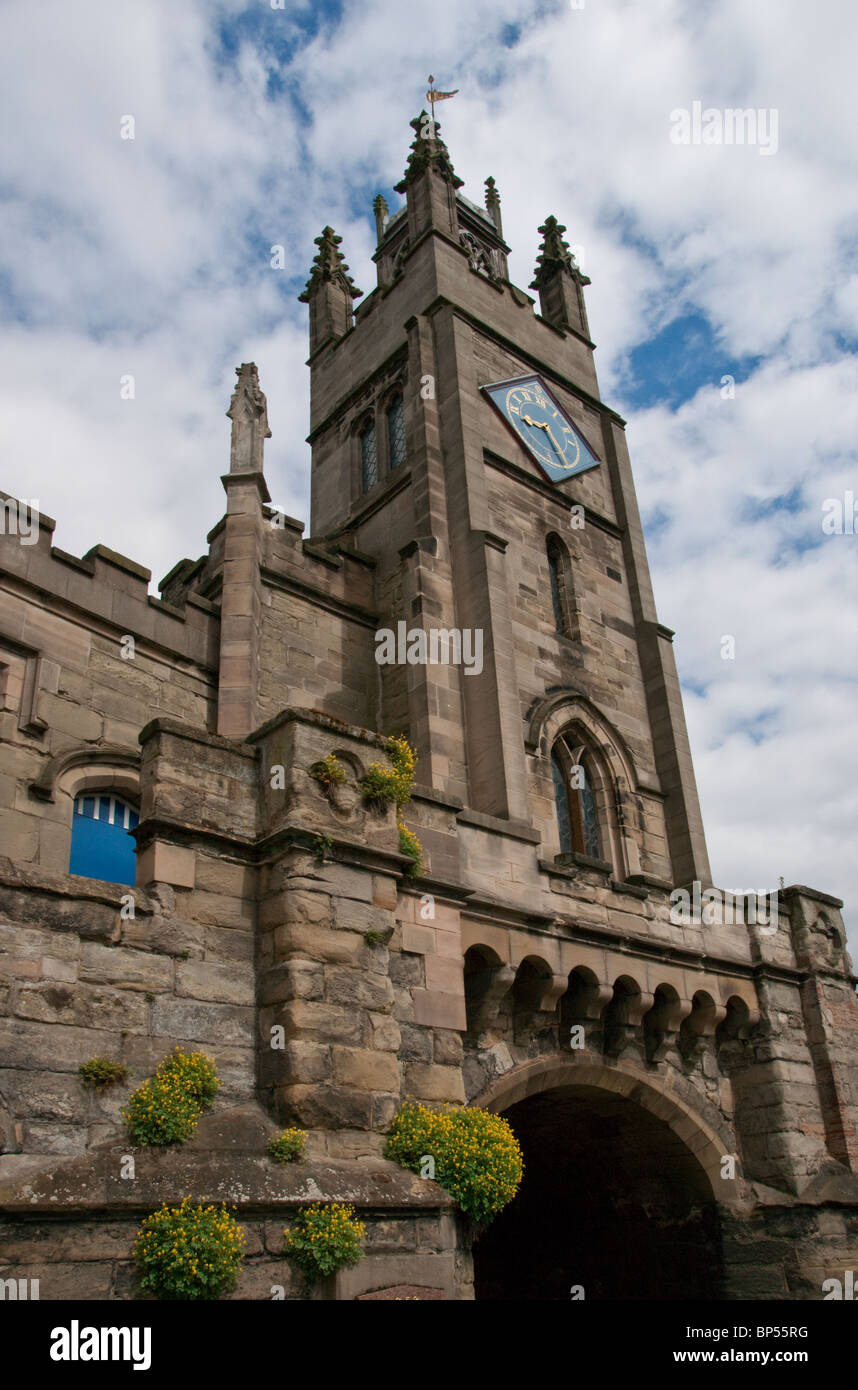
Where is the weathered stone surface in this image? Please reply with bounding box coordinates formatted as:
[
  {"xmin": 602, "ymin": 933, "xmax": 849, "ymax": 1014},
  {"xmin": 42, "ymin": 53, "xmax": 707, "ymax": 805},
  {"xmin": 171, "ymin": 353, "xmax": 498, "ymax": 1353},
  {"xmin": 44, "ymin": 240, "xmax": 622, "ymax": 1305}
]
[
  {"xmin": 324, "ymin": 967, "xmax": 393, "ymax": 1012},
  {"xmin": 79, "ymin": 943, "xmax": 174, "ymax": 992},
  {"xmin": 176, "ymin": 960, "xmax": 254, "ymax": 1005},
  {"xmin": 13, "ymin": 981, "xmax": 149, "ymax": 1033},
  {"xmin": 151, "ymin": 996, "xmax": 253, "ymax": 1045},
  {"xmin": 332, "ymin": 1047, "xmax": 400, "ymax": 1093},
  {"xmin": 277, "ymin": 1000, "xmax": 366, "ymax": 1046},
  {"xmin": 404, "ymin": 1064, "xmax": 465, "ymax": 1103}
]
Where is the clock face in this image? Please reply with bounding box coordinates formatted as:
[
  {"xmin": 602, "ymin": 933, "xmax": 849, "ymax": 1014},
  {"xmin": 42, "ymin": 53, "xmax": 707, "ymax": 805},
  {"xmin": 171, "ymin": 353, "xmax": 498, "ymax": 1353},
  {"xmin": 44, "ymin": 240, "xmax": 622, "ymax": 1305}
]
[{"xmin": 481, "ymin": 374, "xmax": 600, "ymax": 483}]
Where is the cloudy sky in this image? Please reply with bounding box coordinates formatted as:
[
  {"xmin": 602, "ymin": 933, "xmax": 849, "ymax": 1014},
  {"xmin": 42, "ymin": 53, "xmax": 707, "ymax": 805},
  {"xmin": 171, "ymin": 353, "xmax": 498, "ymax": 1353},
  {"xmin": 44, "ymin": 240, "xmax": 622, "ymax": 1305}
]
[{"xmin": 2, "ymin": 0, "xmax": 856, "ymax": 940}]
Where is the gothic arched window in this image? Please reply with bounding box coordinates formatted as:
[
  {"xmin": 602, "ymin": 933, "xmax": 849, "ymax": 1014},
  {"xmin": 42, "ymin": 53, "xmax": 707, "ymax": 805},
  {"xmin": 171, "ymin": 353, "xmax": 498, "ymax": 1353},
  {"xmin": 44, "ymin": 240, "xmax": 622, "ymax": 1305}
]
[
  {"xmin": 360, "ymin": 418, "xmax": 378, "ymax": 492},
  {"xmin": 547, "ymin": 536, "xmax": 566, "ymax": 632},
  {"xmin": 69, "ymin": 792, "xmax": 139, "ymax": 886},
  {"xmin": 551, "ymin": 740, "xmax": 601, "ymax": 860},
  {"xmin": 387, "ymin": 394, "xmax": 407, "ymax": 469}
]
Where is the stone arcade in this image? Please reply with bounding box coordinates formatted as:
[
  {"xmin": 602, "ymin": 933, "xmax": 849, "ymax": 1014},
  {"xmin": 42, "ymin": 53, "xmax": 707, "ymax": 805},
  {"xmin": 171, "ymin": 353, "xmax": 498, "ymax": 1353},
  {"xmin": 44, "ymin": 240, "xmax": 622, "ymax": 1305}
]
[{"xmin": 1, "ymin": 112, "xmax": 857, "ymax": 1300}]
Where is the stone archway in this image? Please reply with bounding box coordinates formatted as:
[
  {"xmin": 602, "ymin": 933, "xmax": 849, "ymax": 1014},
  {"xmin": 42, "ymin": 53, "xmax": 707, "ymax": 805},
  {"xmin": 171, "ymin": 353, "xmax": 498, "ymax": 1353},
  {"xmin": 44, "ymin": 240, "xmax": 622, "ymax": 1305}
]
[{"xmin": 471, "ymin": 1060, "xmax": 732, "ymax": 1302}]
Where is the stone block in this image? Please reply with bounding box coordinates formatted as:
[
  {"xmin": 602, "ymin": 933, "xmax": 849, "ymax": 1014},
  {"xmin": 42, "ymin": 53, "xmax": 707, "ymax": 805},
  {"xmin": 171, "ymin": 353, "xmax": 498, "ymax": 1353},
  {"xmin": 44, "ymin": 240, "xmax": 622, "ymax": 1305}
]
[
  {"xmin": 370, "ymin": 1013, "xmax": 401, "ymax": 1052},
  {"xmin": 176, "ymin": 960, "xmax": 254, "ymax": 1006},
  {"xmin": 273, "ymin": 922, "xmax": 368, "ymax": 967},
  {"xmin": 277, "ymin": 1083, "xmax": 373, "ymax": 1130},
  {"xmin": 398, "ymin": 1023, "xmax": 433, "ymax": 1062},
  {"xmin": 137, "ymin": 841, "xmax": 196, "ymax": 889},
  {"xmin": 151, "ymin": 996, "xmax": 253, "ymax": 1046},
  {"xmin": 278, "ymin": 1000, "xmax": 366, "ymax": 1046},
  {"xmin": 259, "ymin": 960, "xmax": 324, "ymax": 1005},
  {"xmin": 332, "ymin": 1047, "xmax": 401, "ymax": 1093},
  {"xmin": 424, "ymin": 955, "xmax": 463, "ymax": 994},
  {"xmin": 0, "ymin": 1019, "xmax": 114, "ymax": 1072},
  {"xmin": 277, "ymin": 1041, "xmax": 332, "ymax": 1084},
  {"xmin": 334, "ymin": 899, "xmax": 392, "ymax": 936},
  {"xmin": 405, "ymin": 1063, "xmax": 465, "ymax": 1103},
  {"xmin": 402, "ymin": 923, "xmax": 436, "ymax": 955},
  {"xmin": 412, "ymin": 989, "xmax": 467, "ymax": 1031},
  {"xmin": 13, "ymin": 981, "xmax": 148, "ymax": 1033},
  {"xmin": 324, "ymin": 967, "xmax": 394, "ymax": 1011},
  {"xmin": 79, "ymin": 943, "xmax": 173, "ymax": 993},
  {"xmin": 432, "ymin": 1030, "xmax": 464, "ymax": 1066}
]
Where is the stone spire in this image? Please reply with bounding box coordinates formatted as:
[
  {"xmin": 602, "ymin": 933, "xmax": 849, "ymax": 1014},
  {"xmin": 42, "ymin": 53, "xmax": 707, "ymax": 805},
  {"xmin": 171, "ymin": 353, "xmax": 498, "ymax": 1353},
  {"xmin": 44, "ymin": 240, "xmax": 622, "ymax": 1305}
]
[
  {"xmin": 299, "ymin": 226, "xmax": 363, "ymax": 354},
  {"xmin": 226, "ymin": 363, "xmax": 271, "ymax": 476},
  {"xmin": 530, "ymin": 215, "xmax": 591, "ymax": 338},
  {"xmin": 299, "ymin": 226, "xmax": 362, "ymax": 302},
  {"xmin": 394, "ymin": 111, "xmax": 464, "ymax": 193},
  {"xmin": 373, "ymin": 194, "xmax": 389, "ymax": 244},
  {"xmin": 530, "ymin": 216, "xmax": 589, "ymax": 287},
  {"xmin": 484, "ymin": 176, "xmax": 503, "ymax": 237}
]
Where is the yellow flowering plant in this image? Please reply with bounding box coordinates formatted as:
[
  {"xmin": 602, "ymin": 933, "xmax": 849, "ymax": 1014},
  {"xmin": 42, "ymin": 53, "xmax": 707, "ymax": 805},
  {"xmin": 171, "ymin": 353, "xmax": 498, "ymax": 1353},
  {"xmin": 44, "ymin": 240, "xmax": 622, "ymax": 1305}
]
[
  {"xmin": 385, "ymin": 1102, "xmax": 523, "ymax": 1225},
  {"xmin": 308, "ymin": 753, "xmax": 348, "ymax": 794},
  {"xmin": 267, "ymin": 1127, "xmax": 306, "ymax": 1164},
  {"xmin": 122, "ymin": 1048, "xmax": 220, "ymax": 1146},
  {"xmin": 360, "ymin": 735, "xmax": 423, "ymax": 875},
  {"xmin": 133, "ymin": 1196, "xmax": 245, "ymax": 1300},
  {"xmin": 284, "ymin": 1202, "xmax": 365, "ymax": 1280}
]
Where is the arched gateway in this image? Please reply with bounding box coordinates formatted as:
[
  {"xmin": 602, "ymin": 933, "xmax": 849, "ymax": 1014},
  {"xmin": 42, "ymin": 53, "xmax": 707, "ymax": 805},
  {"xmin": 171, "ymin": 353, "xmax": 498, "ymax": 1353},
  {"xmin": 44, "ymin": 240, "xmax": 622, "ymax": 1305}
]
[{"xmin": 470, "ymin": 1060, "xmax": 739, "ymax": 1301}]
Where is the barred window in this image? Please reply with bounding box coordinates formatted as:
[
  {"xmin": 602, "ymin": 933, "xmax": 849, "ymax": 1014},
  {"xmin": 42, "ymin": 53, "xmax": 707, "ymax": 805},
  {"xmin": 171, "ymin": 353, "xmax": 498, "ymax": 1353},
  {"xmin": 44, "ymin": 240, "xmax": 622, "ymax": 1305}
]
[
  {"xmin": 387, "ymin": 394, "xmax": 407, "ymax": 469},
  {"xmin": 360, "ymin": 419, "xmax": 378, "ymax": 492}
]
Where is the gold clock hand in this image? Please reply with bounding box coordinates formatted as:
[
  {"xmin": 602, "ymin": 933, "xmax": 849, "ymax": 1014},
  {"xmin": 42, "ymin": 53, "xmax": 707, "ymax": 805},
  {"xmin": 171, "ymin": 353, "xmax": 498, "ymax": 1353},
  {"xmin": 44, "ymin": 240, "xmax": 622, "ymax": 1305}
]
[{"xmin": 522, "ymin": 413, "xmax": 549, "ymax": 429}]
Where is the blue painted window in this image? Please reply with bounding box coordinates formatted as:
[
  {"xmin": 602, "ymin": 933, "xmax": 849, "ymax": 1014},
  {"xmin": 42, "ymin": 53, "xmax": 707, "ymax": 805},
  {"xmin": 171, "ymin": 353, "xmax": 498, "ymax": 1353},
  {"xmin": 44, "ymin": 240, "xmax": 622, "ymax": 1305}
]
[
  {"xmin": 360, "ymin": 419, "xmax": 377, "ymax": 492},
  {"xmin": 69, "ymin": 793, "xmax": 139, "ymax": 886},
  {"xmin": 387, "ymin": 394, "xmax": 407, "ymax": 469}
]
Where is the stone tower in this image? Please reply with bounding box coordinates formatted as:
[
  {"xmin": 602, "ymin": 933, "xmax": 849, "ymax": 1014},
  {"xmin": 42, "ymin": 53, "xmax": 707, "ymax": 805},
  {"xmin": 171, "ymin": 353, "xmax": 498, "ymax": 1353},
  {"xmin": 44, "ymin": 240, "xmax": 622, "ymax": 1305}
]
[{"xmin": 1, "ymin": 111, "xmax": 857, "ymax": 1301}]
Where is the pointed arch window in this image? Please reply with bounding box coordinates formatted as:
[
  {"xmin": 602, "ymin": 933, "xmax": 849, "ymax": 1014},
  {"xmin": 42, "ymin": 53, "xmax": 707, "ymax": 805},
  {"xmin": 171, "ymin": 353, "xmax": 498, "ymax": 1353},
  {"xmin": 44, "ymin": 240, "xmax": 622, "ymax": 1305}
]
[
  {"xmin": 387, "ymin": 394, "xmax": 407, "ymax": 469},
  {"xmin": 551, "ymin": 740, "xmax": 601, "ymax": 860},
  {"xmin": 360, "ymin": 418, "xmax": 378, "ymax": 492},
  {"xmin": 546, "ymin": 534, "xmax": 575, "ymax": 635}
]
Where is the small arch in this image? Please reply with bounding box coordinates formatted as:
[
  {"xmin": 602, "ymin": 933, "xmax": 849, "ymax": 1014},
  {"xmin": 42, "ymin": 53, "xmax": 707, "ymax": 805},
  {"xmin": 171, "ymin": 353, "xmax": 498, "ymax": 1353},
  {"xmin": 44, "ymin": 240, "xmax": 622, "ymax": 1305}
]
[
  {"xmin": 30, "ymin": 744, "xmax": 140, "ymax": 803},
  {"xmin": 464, "ymin": 945, "xmax": 514, "ymax": 1036},
  {"xmin": 602, "ymin": 974, "xmax": 651, "ymax": 1058},
  {"xmin": 679, "ymin": 990, "xmax": 725, "ymax": 1062}
]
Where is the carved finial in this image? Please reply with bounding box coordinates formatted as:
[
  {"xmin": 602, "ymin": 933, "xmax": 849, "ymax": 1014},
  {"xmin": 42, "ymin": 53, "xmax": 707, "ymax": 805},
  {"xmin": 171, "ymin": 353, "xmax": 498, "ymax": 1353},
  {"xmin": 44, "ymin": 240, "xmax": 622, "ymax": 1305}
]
[
  {"xmin": 298, "ymin": 226, "xmax": 363, "ymax": 303},
  {"xmin": 373, "ymin": 193, "xmax": 389, "ymax": 244},
  {"xmin": 530, "ymin": 215, "xmax": 590, "ymax": 288},
  {"xmin": 394, "ymin": 111, "xmax": 463, "ymax": 193},
  {"xmin": 484, "ymin": 176, "xmax": 502, "ymax": 235},
  {"xmin": 226, "ymin": 363, "xmax": 271, "ymax": 475}
]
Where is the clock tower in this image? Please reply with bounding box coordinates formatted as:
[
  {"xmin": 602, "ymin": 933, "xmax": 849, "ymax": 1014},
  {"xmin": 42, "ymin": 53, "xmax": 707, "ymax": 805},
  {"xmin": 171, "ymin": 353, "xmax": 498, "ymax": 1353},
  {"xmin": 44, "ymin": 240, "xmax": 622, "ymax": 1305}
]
[{"xmin": 302, "ymin": 109, "xmax": 710, "ymax": 890}]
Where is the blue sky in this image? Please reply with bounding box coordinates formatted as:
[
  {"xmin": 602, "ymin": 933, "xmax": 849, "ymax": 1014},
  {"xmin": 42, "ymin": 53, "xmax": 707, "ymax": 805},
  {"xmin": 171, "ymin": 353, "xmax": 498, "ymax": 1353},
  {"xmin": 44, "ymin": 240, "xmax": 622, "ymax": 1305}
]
[{"xmin": 1, "ymin": 0, "xmax": 857, "ymax": 943}]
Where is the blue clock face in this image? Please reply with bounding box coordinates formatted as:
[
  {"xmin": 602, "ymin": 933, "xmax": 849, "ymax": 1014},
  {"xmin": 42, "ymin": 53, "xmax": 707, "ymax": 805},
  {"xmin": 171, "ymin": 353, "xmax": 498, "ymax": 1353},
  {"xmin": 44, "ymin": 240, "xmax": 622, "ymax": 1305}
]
[{"xmin": 482, "ymin": 375, "xmax": 600, "ymax": 483}]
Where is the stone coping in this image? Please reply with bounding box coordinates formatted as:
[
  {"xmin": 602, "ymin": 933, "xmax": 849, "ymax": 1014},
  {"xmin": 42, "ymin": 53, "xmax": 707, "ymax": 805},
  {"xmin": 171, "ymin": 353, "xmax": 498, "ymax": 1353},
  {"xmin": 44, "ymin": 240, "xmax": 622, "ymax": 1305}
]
[{"xmin": 0, "ymin": 1151, "xmax": 454, "ymax": 1216}]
